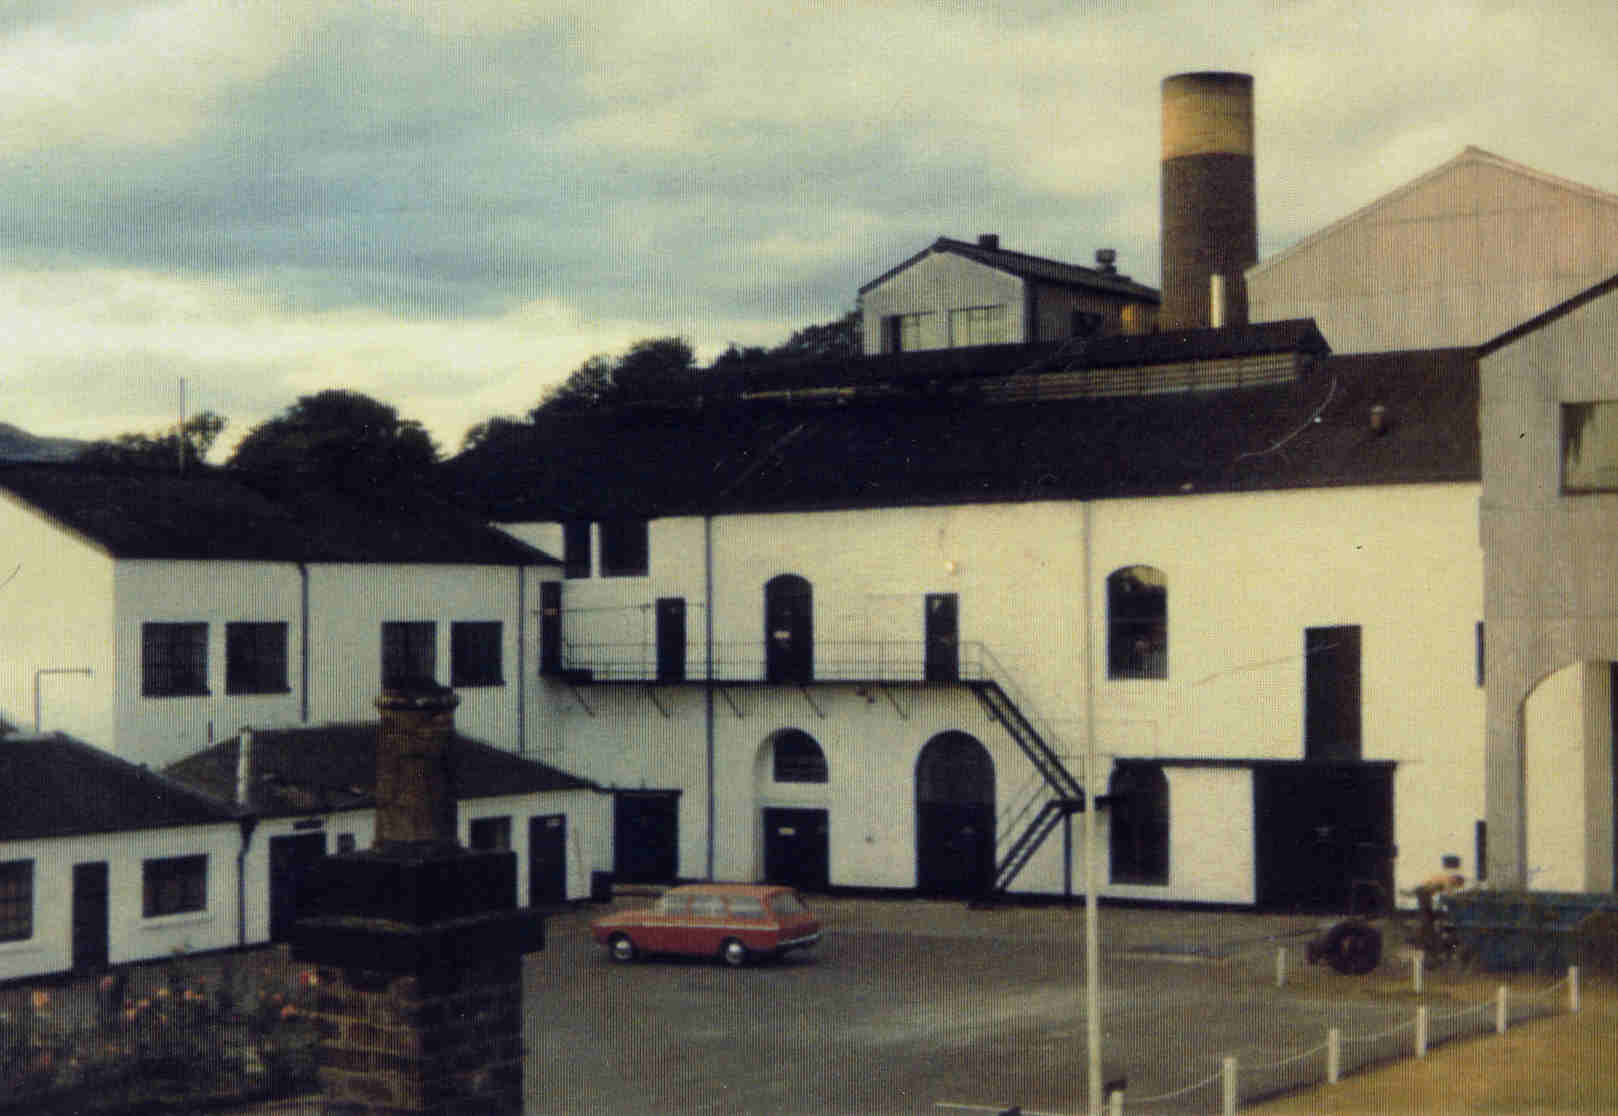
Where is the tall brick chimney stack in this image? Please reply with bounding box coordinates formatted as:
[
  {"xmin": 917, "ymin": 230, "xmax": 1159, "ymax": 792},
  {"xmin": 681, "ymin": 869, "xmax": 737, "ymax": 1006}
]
[{"xmin": 372, "ymin": 685, "xmax": 461, "ymax": 852}]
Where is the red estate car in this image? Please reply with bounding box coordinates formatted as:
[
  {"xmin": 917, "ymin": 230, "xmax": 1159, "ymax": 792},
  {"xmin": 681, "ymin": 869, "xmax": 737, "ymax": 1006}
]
[{"xmin": 590, "ymin": 883, "xmax": 822, "ymax": 967}]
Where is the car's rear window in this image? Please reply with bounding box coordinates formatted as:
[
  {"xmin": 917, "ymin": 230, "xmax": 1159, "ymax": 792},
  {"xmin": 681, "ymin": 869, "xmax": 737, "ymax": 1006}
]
[
  {"xmin": 657, "ymin": 894, "xmax": 690, "ymax": 915},
  {"xmin": 727, "ymin": 896, "xmax": 766, "ymax": 918},
  {"xmin": 767, "ymin": 892, "xmax": 807, "ymax": 917}
]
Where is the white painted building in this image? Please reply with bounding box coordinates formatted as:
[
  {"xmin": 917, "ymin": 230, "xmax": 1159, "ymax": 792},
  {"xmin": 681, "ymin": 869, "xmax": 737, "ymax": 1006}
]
[
  {"xmin": 1248, "ymin": 147, "xmax": 1618, "ymax": 355},
  {"xmin": 457, "ymin": 328, "xmax": 1488, "ymax": 911},
  {"xmin": 0, "ymin": 468, "xmax": 560, "ymax": 769},
  {"xmin": 859, "ymin": 235, "xmax": 1159, "ymax": 355},
  {"xmin": 0, "ymin": 733, "xmax": 243, "ymax": 983}
]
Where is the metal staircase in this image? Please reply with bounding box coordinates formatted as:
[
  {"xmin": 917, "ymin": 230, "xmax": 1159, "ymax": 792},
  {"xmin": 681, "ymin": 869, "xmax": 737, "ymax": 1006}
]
[{"xmin": 967, "ymin": 680, "xmax": 1087, "ymax": 897}]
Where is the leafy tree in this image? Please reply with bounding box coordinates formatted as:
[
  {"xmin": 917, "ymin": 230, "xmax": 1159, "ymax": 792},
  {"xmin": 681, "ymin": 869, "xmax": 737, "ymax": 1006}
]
[
  {"xmin": 528, "ymin": 337, "xmax": 697, "ymax": 417},
  {"xmin": 79, "ymin": 411, "xmax": 227, "ymax": 470},
  {"xmin": 459, "ymin": 414, "xmax": 527, "ymax": 454},
  {"xmin": 770, "ymin": 309, "xmax": 861, "ymax": 361},
  {"xmin": 227, "ymin": 390, "xmax": 437, "ymax": 495}
]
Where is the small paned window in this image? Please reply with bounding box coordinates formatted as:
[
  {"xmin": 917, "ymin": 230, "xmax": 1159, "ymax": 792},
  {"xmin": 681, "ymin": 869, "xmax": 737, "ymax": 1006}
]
[
  {"xmin": 563, "ymin": 521, "xmax": 591, "ymax": 579},
  {"xmin": 772, "ymin": 730, "xmax": 828, "ymax": 784},
  {"xmin": 226, "ymin": 621, "xmax": 289, "ymax": 695},
  {"xmin": 947, "ymin": 304, "xmax": 1009, "ymax": 347},
  {"xmin": 469, "ymin": 816, "xmax": 513, "ymax": 851},
  {"xmin": 0, "ymin": 860, "xmax": 34, "ymax": 941},
  {"xmin": 1107, "ymin": 566, "xmax": 1167, "ymax": 680},
  {"xmin": 142, "ymin": 855, "xmax": 207, "ymax": 918},
  {"xmin": 1562, "ymin": 402, "xmax": 1618, "ymax": 491},
  {"xmin": 1108, "ymin": 764, "xmax": 1169, "ymax": 885},
  {"xmin": 451, "ymin": 621, "xmax": 504, "ymax": 687},
  {"xmin": 381, "ymin": 621, "xmax": 437, "ymax": 689},
  {"xmin": 599, "ymin": 520, "xmax": 649, "ymax": 578},
  {"xmin": 142, "ymin": 622, "xmax": 209, "ymax": 697}
]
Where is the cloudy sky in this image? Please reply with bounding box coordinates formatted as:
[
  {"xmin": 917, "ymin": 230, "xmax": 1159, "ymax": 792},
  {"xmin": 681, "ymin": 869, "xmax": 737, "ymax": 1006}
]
[{"xmin": 4, "ymin": 1, "xmax": 1616, "ymax": 456}]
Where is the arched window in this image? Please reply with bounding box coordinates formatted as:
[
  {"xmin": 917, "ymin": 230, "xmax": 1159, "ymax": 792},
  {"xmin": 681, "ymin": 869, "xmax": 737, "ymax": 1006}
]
[
  {"xmin": 772, "ymin": 729, "xmax": 828, "ymax": 784},
  {"xmin": 1107, "ymin": 565, "xmax": 1167, "ymax": 680},
  {"xmin": 1109, "ymin": 763, "xmax": 1169, "ymax": 885}
]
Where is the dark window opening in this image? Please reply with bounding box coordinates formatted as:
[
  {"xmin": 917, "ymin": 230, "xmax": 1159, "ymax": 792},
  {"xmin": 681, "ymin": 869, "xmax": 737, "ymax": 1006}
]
[
  {"xmin": 142, "ymin": 622, "xmax": 209, "ymax": 697},
  {"xmin": 563, "ymin": 521, "xmax": 591, "ymax": 579},
  {"xmin": 451, "ymin": 621, "xmax": 504, "ymax": 687},
  {"xmin": 0, "ymin": 860, "xmax": 33, "ymax": 941},
  {"xmin": 1476, "ymin": 621, "xmax": 1486, "ymax": 687},
  {"xmin": 381, "ymin": 621, "xmax": 437, "ymax": 689},
  {"xmin": 226, "ymin": 621, "xmax": 289, "ymax": 695},
  {"xmin": 1070, "ymin": 310, "xmax": 1104, "ymax": 338},
  {"xmin": 1107, "ymin": 566, "xmax": 1167, "ymax": 680},
  {"xmin": 1305, "ymin": 625, "xmax": 1362, "ymax": 761},
  {"xmin": 337, "ymin": 833, "xmax": 357, "ymax": 854},
  {"xmin": 1561, "ymin": 401, "xmax": 1618, "ymax": 492},
  {"xmin": 470, "ymin": 816, "xmax": 513, "ymax": 850},
  {"xmin": 142, "ymin": 855, "xmax": 207, "ymax": 918},
  {"xmin": 1108, "ymin": 763, "xmax": 1170, "ymax": 885},
  {"xmin": 600, "ymin": 519, "xmax": 649, "ymax": 577},
  {"xmin": 772, "ymin": 729, "xmax": 828, "ymax": 783}
]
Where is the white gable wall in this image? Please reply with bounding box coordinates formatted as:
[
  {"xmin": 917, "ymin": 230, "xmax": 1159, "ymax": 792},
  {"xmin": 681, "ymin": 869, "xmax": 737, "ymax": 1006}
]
[
  {"xmin": 0, "ymin": 493, "xmax": 116, "ymax": 744},
  {"xmin": 1249, "ymin": 154, "xmax": 1618, "ymax": 353},
  {"xmin": 861, "ymin": 253, "xmax": 1027, "ymax": 353}
]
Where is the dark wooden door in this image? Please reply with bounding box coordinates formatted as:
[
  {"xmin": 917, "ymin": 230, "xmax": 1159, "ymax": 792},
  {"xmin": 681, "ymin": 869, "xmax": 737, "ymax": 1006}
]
[
  {"xmin": 656, "ymin": 597, "xmax": 686, "ymax": 682},
  {"xmin": 1306, "ymin": 626, "xmax": 1362, "ymax": 761},
  {"xmin": 540, "ymin": 581, "xmax": 562, "ymax": 674},
  {"xmin": 529, "ymin": 814, "xmax": 567, "ymax": 906},
  {"xmin": 614, "ymin": 791, "xmax": 679, "ymax": 883},
  {"xmin": 765, "ymin": 575, "xmax": 813, "ymax": 682},
  {"xmin": 925, "ymin": 593, "xmax": 959, "ymax": 681},
  {"xmin": 1255, "ymin": 763, "xmax": 1394, "ymax": 913},
  {"xmin": 764, "ymin": 807, "xmax": 830, "ymax": 892},
  {"xmin": 269, "ymin": 833, "xmax": 328, "ymax": 941},
  {"xmin": 71, "ymin": 862, "xmax": 109, "ymax": 972},
  {"xmin": 915, "ymin": 732, "xmax": 996, "ymax": 897}
]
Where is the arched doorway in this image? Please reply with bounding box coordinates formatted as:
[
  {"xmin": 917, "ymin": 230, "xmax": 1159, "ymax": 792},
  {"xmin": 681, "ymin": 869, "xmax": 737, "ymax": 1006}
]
[
  {"xmin": 915, "ymin": 732, "xmax": 995, "ymax": 897},
  {"xmin": 1523, "ymin": 660, "xmax": 1618, "ymax": 892},
  {"xmin": 756, "ymin": 729, "xmax": 830, "ymax": 892},
  {"xmin": 765, "ymin": 575, "xmax": 813, "ymax": 682}
]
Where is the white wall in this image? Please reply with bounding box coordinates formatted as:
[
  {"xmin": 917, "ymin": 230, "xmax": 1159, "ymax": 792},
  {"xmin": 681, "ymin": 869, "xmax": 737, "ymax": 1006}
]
[
  {"xmin": 0, "ymin": 493, "xmax": 116, "ymax": 745},
  {"xmin": 861, "ymin": 253, "xmax": 1026, "ymax": 353},
  {"xmin": 0, "ymin": 822, "xmax": 242, "ymax": 983}
]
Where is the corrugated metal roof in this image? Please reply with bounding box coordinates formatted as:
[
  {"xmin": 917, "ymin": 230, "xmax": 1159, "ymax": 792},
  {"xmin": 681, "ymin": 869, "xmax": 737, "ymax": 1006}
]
[
  {"xmin": 164, "ymin": 724, "xmax": 600, "ymax": 818},
  {"xmin": 0, "ymin": 734, "xmax": 240, "ymax": 840},
  {"xmin": 0, "ymin": 465, "xmax": 556, "ymax": 565}
]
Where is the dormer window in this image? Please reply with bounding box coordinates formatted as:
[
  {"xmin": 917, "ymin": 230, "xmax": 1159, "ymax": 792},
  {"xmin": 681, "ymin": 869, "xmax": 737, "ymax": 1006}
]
[{"xmin": 1562, "ymin": 402, "xmax": 1618, "ymax": 491}]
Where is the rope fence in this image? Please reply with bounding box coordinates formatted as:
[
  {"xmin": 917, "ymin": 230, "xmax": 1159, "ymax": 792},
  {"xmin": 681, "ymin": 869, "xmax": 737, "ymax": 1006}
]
[{"xmin": 1103, "ymin": 966, "xmax": 1579, "ymax": 1114}]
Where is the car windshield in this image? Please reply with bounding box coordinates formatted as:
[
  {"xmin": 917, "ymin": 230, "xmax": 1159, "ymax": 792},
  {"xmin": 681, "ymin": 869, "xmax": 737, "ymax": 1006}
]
[{"xmin": 767, "ymin": 892, "xmax": 807, "ymax": 917}]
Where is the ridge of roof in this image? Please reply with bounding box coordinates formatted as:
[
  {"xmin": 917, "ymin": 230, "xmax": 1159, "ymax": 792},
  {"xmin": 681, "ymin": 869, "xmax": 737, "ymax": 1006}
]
[
  {"xmin": 859, "ymin": 236, "xmax": 1160, "ymax": 300},
  {"xmin": 1251, "ymin": 147, "xmax": 1618, "ymax": 278}
]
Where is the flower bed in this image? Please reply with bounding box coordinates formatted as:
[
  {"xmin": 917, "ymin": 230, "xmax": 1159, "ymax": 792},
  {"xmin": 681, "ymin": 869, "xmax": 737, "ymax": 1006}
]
[{"xmin": 0, "ymin": 950, "xmax": 320, "ymax": 1115}]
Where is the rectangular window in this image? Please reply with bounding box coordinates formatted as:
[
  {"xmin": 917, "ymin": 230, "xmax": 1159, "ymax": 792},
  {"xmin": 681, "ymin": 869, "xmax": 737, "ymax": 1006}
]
[
  {"xmin": 563, "ymin": 521, "xmax": 591, "ymax": 579},
  {"xmin": 142, "ymin": 622, "xmax": 209, "ymax": 697},
  {"xmin": 142, "ymin": 854, "xmax": 207, "ymax": 918},
  {"xmin": 469, "ymin": 816, "xmax": 513, "ymax": 851},
  {"xmin": 381, "ymin": 621, "xmax": 437, "ymax": 688},
  {"xmin": 947, "ymin": 304, "xmax": 1009, "ymax": 347},
  {"xmin": 226, "ymin": 621, "xmax": 289, "ymax": 695},
  {"xmin": 1476, "ymin": 621, "xmax": 1486, "ymax": 687},
  {"xmin": 0, "ymin": 860, "xmax": 33, "ymax": 941},
  {"xmin": 1562, "ymin": 402, "xmax": 1618, "ymax": 491},
  {"xmin": 599, "ymin": 519, "xmax": 649, "ymax": 578},
  {"xmin": 882, "ymin": 312, "xmax": 928, "ymax": 353},
  {"xmin": 451, "ymin": 621, "xmax": 504, "ymax": 687},
  {"xmin": 1305, "ymin": 625, "xmax": 1362, "ymax": 761}
]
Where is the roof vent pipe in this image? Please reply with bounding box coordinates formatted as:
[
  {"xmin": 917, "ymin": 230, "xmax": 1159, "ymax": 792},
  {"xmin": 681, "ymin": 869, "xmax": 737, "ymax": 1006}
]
[
  {"xmin": 236, "ymin": 727, "xmax": 253, "ymax": 806},
  {"xmin": 1095, "ymin": 248, "xmax": 1117, "ymax": 274},
  {"xmin": 977, "ymin": 234, "xmax": 1000, "ymax": 250}
]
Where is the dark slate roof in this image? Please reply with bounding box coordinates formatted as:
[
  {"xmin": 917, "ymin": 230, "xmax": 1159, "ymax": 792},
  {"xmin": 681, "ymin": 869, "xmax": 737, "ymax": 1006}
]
[
  {"xmin": 0, "ymin": 734, "xmax": 241, "ymax": 840},
  {"xmin": 0, "ymin": 464, "xmax": 556, "ymax": 565},
  {"xmin": 165, "ymin": 724, "xmax": 600, "ymax": 818},
  {"xmin": 446, "ymin": 330, "xmax": 1478, "ymax": 521},
  {"xmin": 859, "ymin": 236, "xmax": 1160, "ymax": 302}
]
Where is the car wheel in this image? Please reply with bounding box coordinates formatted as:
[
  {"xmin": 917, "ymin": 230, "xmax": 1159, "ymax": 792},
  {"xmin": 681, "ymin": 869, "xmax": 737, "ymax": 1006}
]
[
  {"xmin": 719, "ymin": 938, "xmax": 750, "ymax": 967},
  {"xmin": 608, "ymin": 934, "xmax": 638, "ymax": 963},
  {"xmin": 1324, "ymin": 919, "xmax": 1382, "ymax": 975}
]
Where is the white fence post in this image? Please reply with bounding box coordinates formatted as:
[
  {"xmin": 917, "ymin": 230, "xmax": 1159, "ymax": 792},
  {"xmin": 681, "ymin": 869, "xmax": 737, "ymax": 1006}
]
[
  {"xmin": 1276, "ymin": 946, "xmax": 1287, "ymax": 988},
  {"xmin": 1496, "ymin": 985, "xmax": 1508, "ymax": 1034},
  {"xmin": 1108, "ymin": 1088, "xmax": 1123, "ymax": 1116},
  {"xmin": 1570, "ymin": 966, "xmax": 1581, "ymax": 1014},
  {"xmin": 1222, "ymin": 1056, "xmax": 1238, "ymax": 1116},
  {"xmin": 1327, "ymin": 1028, "xmax": 1341, "ymax": 1085},
  {"xmin": 1416, "ymin": 1006, "xmax": 1428, "ymax": 1058},
  {"xmin": 1412, "ymin": 950, "xmax": 1424, "ymax": 994}
]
